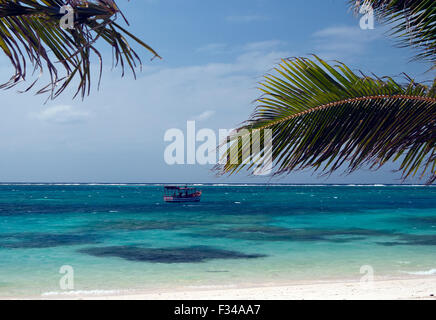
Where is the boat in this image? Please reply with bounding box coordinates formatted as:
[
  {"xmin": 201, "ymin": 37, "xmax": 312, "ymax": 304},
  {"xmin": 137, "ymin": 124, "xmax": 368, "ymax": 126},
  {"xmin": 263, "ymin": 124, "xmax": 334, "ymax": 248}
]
[{"xmin": 163, "ymin": 185, "xmax": 202, "ymax": 203}]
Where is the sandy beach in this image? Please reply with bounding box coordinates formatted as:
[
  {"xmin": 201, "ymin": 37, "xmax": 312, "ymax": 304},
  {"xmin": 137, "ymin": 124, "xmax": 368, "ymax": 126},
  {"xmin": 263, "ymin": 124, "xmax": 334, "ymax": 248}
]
[{"xmin": 36, "ymin": 277, "xmax": 436, "ymax": 300}]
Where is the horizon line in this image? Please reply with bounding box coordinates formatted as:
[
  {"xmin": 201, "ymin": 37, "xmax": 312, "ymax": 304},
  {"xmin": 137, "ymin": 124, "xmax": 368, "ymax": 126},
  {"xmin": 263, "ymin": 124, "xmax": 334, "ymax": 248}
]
[{"xmin": 0, "ymin": 182, "xmax": 433, "ymax": 186}]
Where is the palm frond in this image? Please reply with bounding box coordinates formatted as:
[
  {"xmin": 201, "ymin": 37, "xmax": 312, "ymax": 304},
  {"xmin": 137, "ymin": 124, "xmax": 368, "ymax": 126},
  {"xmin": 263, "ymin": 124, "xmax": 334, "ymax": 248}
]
[
  {"xmin": 350, "ymin": 0, "xmax": 436, "ymax": 65},
  {"xmin": 215, "ymin": 56, "xmax": 436, "ymax": 184},
  {"xmin": 0, "ymin": 0, "xmax": 160, "ymax": 99}
]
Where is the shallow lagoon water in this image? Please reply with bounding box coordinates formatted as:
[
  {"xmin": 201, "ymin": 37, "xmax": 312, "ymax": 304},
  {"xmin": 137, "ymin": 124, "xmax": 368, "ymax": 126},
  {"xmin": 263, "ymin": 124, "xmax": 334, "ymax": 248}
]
[{"xmin": 0, "ymin": 184, "xmax": 435, "ymax": 297}]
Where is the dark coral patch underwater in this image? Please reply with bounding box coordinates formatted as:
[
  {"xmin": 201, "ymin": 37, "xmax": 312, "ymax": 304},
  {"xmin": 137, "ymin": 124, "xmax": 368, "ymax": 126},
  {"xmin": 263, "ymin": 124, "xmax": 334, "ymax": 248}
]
[
  {"xmin": 183, "ymin": 225, "xmax": 396, "ymax": 243},
  {"xmin": 183, "ymin": 225, "xmax": 436, "ymax": 247},
  {"xmin": 394, "ymin": 216, "xmax": 436, "ymax": 227},
  {"xmin": 377, "ymin": 234, "xmax": 436, "ymax": 246},
  {"xmin": 78, "ymin": 245, "xmax": 267, "ymax": 263}
]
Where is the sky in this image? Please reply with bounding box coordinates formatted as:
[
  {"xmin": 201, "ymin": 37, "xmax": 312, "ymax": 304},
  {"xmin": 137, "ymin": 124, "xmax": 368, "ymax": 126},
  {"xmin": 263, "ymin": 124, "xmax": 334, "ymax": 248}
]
[{"xmin": 0, "ymin": 0, "xmax": 434, "ymax": 184}]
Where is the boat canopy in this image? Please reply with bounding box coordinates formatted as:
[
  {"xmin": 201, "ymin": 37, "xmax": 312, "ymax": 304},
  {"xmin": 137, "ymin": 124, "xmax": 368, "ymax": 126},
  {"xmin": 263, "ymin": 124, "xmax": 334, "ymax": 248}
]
[
  {"xmin": 164, "ymin": 186, "xmax": 195, "ymax": 190},
  {"xmin": 164, "ymin": 186, "xmax": 197, "ymax": 190}
]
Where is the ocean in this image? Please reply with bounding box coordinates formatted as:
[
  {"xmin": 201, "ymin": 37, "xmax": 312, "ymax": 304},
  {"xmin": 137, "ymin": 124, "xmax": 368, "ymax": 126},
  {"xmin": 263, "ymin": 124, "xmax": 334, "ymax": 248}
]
[{"xmin": 0, "ymin": 184, "xmax": 435, "ymax": 298}]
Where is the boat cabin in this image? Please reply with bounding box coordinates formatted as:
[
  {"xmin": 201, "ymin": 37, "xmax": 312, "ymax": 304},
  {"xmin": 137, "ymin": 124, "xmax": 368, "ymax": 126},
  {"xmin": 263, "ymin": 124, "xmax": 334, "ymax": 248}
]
[{"xmin": 164, "ymin": 186, "xmax": 202, "ymax": 203}]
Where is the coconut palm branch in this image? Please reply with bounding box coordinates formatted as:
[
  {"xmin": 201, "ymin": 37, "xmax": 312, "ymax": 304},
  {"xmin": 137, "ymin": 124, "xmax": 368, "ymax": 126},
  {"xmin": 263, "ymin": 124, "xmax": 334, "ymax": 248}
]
[
  {"xmin": 215, "ymin": 56, "xmax": 436, "ymax": 184},
  {"xmin": 0, "ymin": 0, "xmax": 160, "ymax": 99},
  {"xmin": 351, "ymin": 0, "xmax": 436, "ymax": 65}
]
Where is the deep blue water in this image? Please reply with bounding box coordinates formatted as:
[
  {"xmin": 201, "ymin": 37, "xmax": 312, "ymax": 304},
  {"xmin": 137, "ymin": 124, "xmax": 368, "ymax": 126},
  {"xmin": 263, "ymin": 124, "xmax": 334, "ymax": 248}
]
[{"xmin": 0, "ymin": 184, "xmax": 435, "ymax": 297}]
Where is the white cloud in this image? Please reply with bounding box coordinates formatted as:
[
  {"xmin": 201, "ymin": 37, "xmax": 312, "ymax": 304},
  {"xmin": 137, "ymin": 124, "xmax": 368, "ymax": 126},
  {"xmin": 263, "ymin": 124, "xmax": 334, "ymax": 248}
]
[
  {"xmin": 34, "ymin": 105, "xmax": 90, "ymax": 124},
  {"xmin": 312, "ymin": 25, "xmax": 384, "ymax": 60},
  {"xmin": 115, "ymin": 45, "xmax": 290, "ymax": 130},
  {"xmin": 193, "ymin": 110, "xmax": 216, "ymax": 121},
  {"xmin": 242, "ymin": 40, "xmax": 285, "ymax": 52}
]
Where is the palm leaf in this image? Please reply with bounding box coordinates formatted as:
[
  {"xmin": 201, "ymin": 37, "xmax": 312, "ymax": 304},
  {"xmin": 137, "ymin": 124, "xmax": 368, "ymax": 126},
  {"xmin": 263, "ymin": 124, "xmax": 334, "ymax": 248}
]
[
  {"xmin": 350, "ymin": 0, "xmax": 436, "ymax": 65},
  {"xmin": 215, "ymin": 56, "xmax": 436, "ymax": 184},
  {"xmin": 0, "ymin": 0, "xmax": 160, "ymax": 100}
]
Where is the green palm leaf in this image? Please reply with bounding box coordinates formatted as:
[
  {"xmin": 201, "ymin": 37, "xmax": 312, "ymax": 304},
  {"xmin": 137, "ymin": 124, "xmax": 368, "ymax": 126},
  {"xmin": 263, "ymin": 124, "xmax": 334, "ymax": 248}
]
[
  {"xmin": 351, "ymin": 0, "xmax": 436, "ymax": 65},
  {"xmin": 216, "ymin": 56, "xmax": 436, "ymax": 184},
  {"xmin": 0, "ymin": 0, "xmax": 160, "ymax": 99}
]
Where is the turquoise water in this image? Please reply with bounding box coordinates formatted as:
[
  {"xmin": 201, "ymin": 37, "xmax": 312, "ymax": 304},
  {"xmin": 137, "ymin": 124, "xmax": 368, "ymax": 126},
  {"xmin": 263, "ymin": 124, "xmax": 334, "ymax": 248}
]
[{"xmin": 0, "ymin": 184, "xmax": 435, "ymax": 298}]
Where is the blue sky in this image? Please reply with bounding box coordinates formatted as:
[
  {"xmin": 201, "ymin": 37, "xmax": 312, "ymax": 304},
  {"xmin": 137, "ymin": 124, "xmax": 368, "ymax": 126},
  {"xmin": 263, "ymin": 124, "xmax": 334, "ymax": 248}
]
[{"xmin": 0, "ymin": 0, "xmax": 434, "ymax": 183}]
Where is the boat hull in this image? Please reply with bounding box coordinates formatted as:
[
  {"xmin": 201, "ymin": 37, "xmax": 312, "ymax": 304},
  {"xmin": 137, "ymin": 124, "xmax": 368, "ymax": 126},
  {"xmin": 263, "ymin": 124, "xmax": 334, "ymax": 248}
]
[{"xmin": 164, "ymin": 196, "xmax": 201, "ymax": 203}]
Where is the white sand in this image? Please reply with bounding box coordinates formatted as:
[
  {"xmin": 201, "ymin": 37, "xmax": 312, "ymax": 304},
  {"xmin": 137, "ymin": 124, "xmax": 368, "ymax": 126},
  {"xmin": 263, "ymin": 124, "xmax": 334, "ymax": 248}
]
[{"xmin": 76, "ymin": 277, "xmax": 436, "ymax": 300}]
